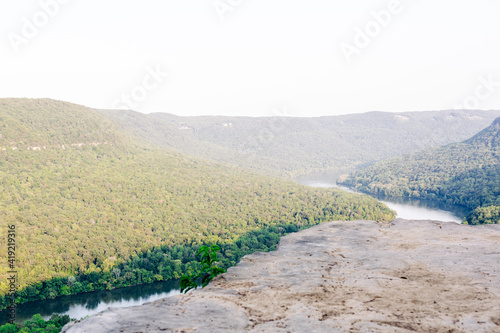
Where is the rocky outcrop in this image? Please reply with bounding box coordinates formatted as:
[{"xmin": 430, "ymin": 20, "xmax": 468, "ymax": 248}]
[{"xmin": 63, "ymin": 219, "xmax": 500, "ymax": 332}]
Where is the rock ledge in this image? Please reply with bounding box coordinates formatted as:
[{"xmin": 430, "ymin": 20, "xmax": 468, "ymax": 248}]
[{"xmin": 64, "ymin": 219, "xmax": 500, "ymax": 332}]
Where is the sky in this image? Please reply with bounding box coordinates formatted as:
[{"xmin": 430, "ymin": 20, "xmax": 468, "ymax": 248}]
[{"xmin": 1, "ymin": 0, "xmax": 500, "ymax": 117}]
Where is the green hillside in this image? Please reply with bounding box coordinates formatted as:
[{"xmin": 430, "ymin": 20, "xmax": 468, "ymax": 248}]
[
  {"xmin": 339, "ymin": 118, "xmax": 500, "ymax": 224},
  {"xmin": 99, "ymin": 108, "xmax": 500, "ymax": 177},
  {"xmin": 0, "ymin": 99, "xmax": 394, "ymax": 308},
  {"xmin": 0, "ymin": 99, "xmax": 124, "ymax": 148}
]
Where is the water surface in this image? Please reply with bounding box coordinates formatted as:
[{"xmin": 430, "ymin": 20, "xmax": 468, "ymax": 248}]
[
  {"xmin": 1, "ymin": 280, "xmax": 179, "ymax": 325},
  {"xmin": 297, "ymin": 172, "xmax": 465, "ymax": 223}
]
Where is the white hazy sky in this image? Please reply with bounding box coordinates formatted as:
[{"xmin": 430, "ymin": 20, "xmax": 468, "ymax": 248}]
[{"xmin": 1, "ymin": 0, "xmax": 500, "ymax": 117}]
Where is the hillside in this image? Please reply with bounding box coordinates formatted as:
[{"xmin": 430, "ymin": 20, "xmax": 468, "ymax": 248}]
[
  {"xmin": 63, "ymin": 219, "xmax": 500, "ymax": 333},
  {"xmin": 99, "ymin": 109, "xmax": 500, "ymax": 177},
  {"xmin": 339, "ymin": 117, "xmax": 500, "ymax": 224},
  {"xmin": 0, "ymin": 99, "xmax": 125, "ymax": 149},
  {"xmin": 0, "ymin": 98, "xmax": 394, "ymax": 309}
]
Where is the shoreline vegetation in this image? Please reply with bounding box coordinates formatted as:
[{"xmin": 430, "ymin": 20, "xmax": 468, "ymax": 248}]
[
  {"xmin": 1, "ymin": 214, "xmax": 394, "ymax": 312},
  {"xmin": 0, "ymin": 314, "xmax": 71, "ymax": 333}
]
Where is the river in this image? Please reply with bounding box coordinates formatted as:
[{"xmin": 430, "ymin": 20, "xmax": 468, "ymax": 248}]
[
  {"xmin": 296, "ymin": 172, "xmax": 466, "ymax": 223},
  {"xmin": 0, "ymin": 280, "xmax": 180, "ymax": 325}
]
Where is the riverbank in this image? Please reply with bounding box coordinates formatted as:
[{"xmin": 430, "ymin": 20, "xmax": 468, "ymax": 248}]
[{"xmin": 63, "ymin": 219, "xmax": 500, "ymax": 332}]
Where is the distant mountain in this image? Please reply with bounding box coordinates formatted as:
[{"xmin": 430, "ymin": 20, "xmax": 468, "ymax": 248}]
[
  {"xmin": 464, "ymin": 116, "xmax": 500, "ymax": 147},
  {"xmin": 99, "ymin": 108, "xmax": 500, "ymax": 177},
  {"xmin": 0, "ymin": 98, "xmax": 393, "ymax": 309},
  {"xmin": 339, "ymin": 117, "xmax": 500, "ymax": 224}
]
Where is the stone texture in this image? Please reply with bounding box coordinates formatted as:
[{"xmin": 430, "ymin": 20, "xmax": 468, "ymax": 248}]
[{"xmin": 63, "ymin": 219, "xmax": 500, "ymax": 332}]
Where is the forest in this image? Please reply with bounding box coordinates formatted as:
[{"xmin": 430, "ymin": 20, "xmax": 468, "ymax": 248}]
[
  {"xmin": 339, "ymin": 117, "xmax": 500, "ymax": 224},
  {"xmin": 0, "ymin": 99, "xmax": 394, "ymax": 309}
]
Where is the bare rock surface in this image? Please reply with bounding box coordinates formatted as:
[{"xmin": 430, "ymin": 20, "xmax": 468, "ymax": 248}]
[{"xmin": 63, "ymin": 219, "xmax": 500, "ymax": 332}]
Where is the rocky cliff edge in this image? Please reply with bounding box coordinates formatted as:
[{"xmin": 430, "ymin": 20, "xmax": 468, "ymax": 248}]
[{"xmin": 63, "ymin": 219, "xmax": 500, "ymax": 332}]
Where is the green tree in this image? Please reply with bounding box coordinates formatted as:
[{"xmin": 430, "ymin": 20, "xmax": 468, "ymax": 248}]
[{"xmin": 180, "ymin": 245, "xmax": 226, "ymax": 293}]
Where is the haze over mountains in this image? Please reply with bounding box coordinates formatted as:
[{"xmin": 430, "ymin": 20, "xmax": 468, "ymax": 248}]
[{"xmin": 100, "ymin": 107, "xmax": 500, "ymax": 177}]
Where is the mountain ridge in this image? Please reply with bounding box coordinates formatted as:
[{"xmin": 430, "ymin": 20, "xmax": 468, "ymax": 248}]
[
  {"xmin": 465, "ymin": 116, "xmax": 500, "ymax": 147},
  {"xmin": 98, "ymin": 105, "xmax": 500, "ymax": 177}
]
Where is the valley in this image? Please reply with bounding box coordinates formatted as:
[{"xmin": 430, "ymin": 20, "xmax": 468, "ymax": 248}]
[
  {"xmin": 1, "ymin": 99, "xmax": 396, "ymax": 313},
  {"xmin": 1, "ymin": 98, "xmax": 499, "ymax": 329},
  {"xmin": 340, "ymin": 117, "xmax": 500, "ymax": 224},
  {"xmin": 3, "ymin": 3, "xmax": 499, "ymax": 331}
]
